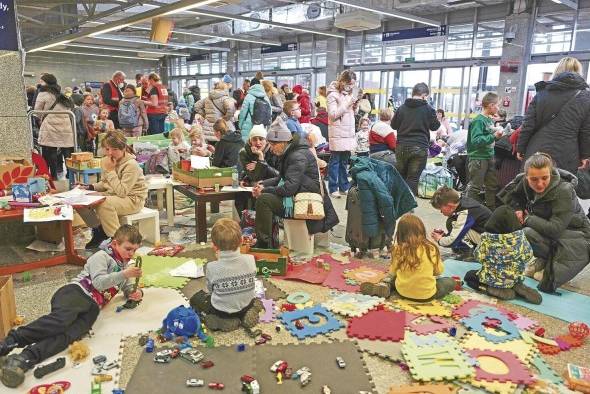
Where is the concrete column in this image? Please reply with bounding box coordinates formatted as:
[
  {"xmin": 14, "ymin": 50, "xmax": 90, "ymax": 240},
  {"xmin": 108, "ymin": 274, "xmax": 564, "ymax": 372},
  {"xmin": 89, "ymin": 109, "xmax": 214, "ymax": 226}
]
[
  {"xmin": 226, "ymin": 43, "xmax": 238, "ymax": 82},
  {"xmin": 496, "ymin": 12, "xmax": 533, "ymax": 118},
  {"xmin": 325, "ymin": 37, "xmax": 344, "ymax": 84}
]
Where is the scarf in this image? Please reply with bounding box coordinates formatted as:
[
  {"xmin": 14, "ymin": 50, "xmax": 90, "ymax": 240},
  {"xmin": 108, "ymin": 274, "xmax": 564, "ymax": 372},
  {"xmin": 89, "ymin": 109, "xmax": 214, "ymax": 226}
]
[{"xmin": 279, "ymin": 179, "xmax": 294, "ymax": 218}]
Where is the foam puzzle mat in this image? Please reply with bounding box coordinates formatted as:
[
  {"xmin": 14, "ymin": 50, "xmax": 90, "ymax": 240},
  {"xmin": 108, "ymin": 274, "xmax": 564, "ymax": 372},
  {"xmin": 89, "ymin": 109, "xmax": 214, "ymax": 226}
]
[{"xmin": 140, "ymin": 255, "xmax": 205, "ymax": 289}]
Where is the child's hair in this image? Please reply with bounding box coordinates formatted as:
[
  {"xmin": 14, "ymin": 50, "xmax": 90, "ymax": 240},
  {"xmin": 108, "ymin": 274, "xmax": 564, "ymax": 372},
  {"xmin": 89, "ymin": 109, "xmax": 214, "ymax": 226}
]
[
  {"xmin": 211, "ymin": 218, "xmax": 242, "ymax": 251},
  {"xmin": 358, "ymin": 117, "xmax": 370, "ymax": 128},
  {"xmin": 169, "ymin": 128, "xmax": 185, "ymax": 141},
  {"xmin": 436, "ymin": 108, "xmax": 445, "ymax": 117},
  {"xmin": 524, "ymin": 152, "xmax": 554, "ymax": 173},
  {"xmin": 213, "ymin": 119, "xmax": 229, "ymax": 136},
  {"xmin": 482, "ymin": 92, "xmax": 499, "ymax": 108},
  {"xmin": 123, "ymin": 84, "xmax": 136, "ymax": 95},
  {"xmin": 393, "ymin": 213, "xmax": 440, "ymax": 272},
  {"xmin": 102, "ymin": 130, "xmax": 134, "ymax": 154},
  {"xmin": 379, "ymin": 108, "xmax": 393, "ymax": 121},
  {"xmin": 99, "ymin": 108, "xmax": 109, "ymax": 117},
  {"xmin": 431, "ymin": 186, "xmax": 460, "ymax": 209},
  {"xmin": 283, "ymin": 100, "xmax": 299, "ymax": 115},
  {"xmin": 412, "ymin": 83, "xmax": 430, "ymax": 97},
  {"xmin": 113, "ymin": 224, "xmax": 142, "ymax": 245}
]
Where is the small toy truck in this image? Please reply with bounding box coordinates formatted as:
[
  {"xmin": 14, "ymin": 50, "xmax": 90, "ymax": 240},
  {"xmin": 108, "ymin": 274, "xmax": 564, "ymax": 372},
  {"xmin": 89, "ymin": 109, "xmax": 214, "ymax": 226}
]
[{"xmin": 186, "ymin": 379, "xmax": 204, "ymax": 387}]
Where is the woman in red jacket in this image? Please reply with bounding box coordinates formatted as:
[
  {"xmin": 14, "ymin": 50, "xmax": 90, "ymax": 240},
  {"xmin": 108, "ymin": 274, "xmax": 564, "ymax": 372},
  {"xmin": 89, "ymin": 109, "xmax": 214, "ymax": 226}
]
[{"xmin": 293, "ymin": 85, "xmax": 312, "ymax": 123}]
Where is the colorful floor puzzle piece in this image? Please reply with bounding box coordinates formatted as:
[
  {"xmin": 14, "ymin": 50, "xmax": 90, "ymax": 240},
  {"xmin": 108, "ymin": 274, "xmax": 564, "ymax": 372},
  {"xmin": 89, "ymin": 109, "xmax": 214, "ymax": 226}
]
[
  {"xmin": 407, "ymin": 315, "xmax": 452, "ymax": 335},
  {"xmin": 452, "ymin": 300, "xmax": 508, "ymax": 320},
  {"xmin": 323, "ymin": 292, "xmax": 384, "ymax": 317},
  {"xmin": 282, "ymin": 259, "xmax": 330, "ymax": 284},
  {"xmin": 355, "ymin": 339, "xmax": 404, "ymax": 362},
  {"xmin": 511, "ymin": 315, "xmax": 538, "ymax": 331},
  {"xmin": 404, "ymin": 332, "xmax": 454, "ymax": 348},
  {"xmin": 461, "ymin": 307, "xmax": 521, "ymax": 343},
  {"xmin": 530, "ymin": 353, "xmax": 564, "ymax": 385},
  {"xmin": 393, "ymin": 299, "xmax": 451, "ymax": 317},
  {"xmin": 278, "ymin": 305, "xmax": 343, "ymax": 340},
  {"xmin": 347, "ymin": 309, "xmax": 408, "ymax": 341},
  {"xmin": 402, "ymin": 342, "xmax": 474, "ymax": 382},
  {"xmin": 140, "ymin": 255, "xmax": 205, "ymax": 289},
  {"xmin": 466, "ymin": 349, "xmax": 535, "ymax": 385},
  {"xmin": 460, "ymin": 332, "xmax": 534, "ymax": 364},
  {"xmin": 322, "ymin": 257, "xmax": 386, "ymax": 293},
  {"xmin": 259, "ymin": 298, "xmax": 276, "ymax": 323},
  {"xmin": 343, "ymin": 265, "xmax": 388, "ymax": 284},
  {"xmin": 388, "ymin": 383, "xmax": 458, "ymax": 393}
]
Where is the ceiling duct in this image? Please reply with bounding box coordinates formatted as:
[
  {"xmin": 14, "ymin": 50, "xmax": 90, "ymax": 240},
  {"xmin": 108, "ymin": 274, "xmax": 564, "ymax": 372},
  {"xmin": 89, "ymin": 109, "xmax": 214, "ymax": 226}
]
[{"xmin": 334, "ymin": 10, "xmax": 381, "ymax": 31}]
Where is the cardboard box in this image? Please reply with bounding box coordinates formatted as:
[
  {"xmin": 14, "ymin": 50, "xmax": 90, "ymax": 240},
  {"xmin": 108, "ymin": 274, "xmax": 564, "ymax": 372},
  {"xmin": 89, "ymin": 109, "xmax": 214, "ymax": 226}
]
[
  {"xmin": 71, "ymin": 152, "xmax": 94, "ymax": 162},
  {"xmin": 256, "ymin": 257, "xmax": 288, "ymax": 276},
  {"xmin": 0, "ymin": 276, "xmax": 16, "ymax": 339}
]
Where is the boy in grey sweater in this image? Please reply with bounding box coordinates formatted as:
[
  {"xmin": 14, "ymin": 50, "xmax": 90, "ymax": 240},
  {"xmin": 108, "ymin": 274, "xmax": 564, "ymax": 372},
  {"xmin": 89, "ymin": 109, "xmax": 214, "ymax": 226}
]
[
  {"xmin": 0, "ymin": 225, "xmax": 143, "ymax": 388},
  {"xmin": 190, "ymin": 218, "xmax": 260, "ymax": 332}
]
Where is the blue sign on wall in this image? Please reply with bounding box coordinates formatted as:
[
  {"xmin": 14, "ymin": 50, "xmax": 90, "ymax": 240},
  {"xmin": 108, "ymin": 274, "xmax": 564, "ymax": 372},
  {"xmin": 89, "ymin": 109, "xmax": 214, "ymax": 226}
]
[
  {"xmin": 0, "ymin": 0, "xmax": 19, "ymax": 51},
  {"xmin": 383, "ymin": 25, "xmax": 447, "ymax": 43},
  {"xmin": 187, "ymin": 53, "xmax": 210, "ymax": 62},
  {"xmin": 261, "ymin": 42, "xmax": 297, "ymax": 54}
]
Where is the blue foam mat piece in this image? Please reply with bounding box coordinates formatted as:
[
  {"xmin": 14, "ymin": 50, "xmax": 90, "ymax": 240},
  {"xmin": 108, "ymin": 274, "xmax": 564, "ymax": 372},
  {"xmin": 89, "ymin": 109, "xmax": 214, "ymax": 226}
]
[{"xmin": 443, "ymin": 259, "xmax": 590, "ymax": 325}]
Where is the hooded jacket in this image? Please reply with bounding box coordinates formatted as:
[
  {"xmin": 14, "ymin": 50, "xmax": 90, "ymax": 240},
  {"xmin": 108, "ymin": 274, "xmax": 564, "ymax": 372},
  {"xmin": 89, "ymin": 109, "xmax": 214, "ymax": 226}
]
[
  {"xmin": 194, "ymin": 89, "xmax": 236, "ymax": 141},
  {"xmin": 92, "ymin": 153, "xmax": 147, "ymax": 203},
  {"xmin": 296, "ymin": 91, "xmax": 313, "ymax": 123},
  {"xmin": 239, "ymin": 84, "xmax": 271, "ymax": 142},
  {"xmin": 262, "ymin": 136, "xmax": 338, "ymax": 234},
  {"xmin": 517, "ymin": 72, "xmax": 590, "ymax": 173},
  {"xmin": 327, "ymin": 81, "xmax": 357, "ymax": 152},
  {"xmin": 391, "ymin": 98, "xmax": 440, "ymax": 149},
  {"xmin": 349, "ymin": 156, "xmax": 417, "ymax": 238},
  {"xmin": 35, "ymin": 90, "xmax": 75, "ymax": 148},
  {"xmin": 438, "ymin": 196, "xmax": 492, "ymax": 250},
  {"xmin": 239, "ymin": 143, "xmax": 279, "ymax": 185},
  {"xmin": 211, "ymin": 131, "xmax": 244, "ymax": 169}
]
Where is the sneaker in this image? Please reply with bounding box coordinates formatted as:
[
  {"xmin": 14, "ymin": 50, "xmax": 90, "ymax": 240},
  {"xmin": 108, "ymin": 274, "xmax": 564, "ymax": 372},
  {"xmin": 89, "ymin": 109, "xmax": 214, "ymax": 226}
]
[
  {"xmin": 0, "ymin": 354, "xmax": 31, "ymax": 388},
  {"xmin": 330, "ymin": 192, "xmax": 341, "ymax": 199},
  {"xmin": 485, "ymin": 286, "xmax": 516, "ymax": 300},
  {"xmin": 0, "ymin": 334, "xmax": 18, "ymax": 357},
  {"xmin": 360, "ymin": 282, "xmax": 391, "ymax": 299},
  {"xmin": 85, "ymin": 226, "xmax": 108, "ymax": 250},
  {"xmin": 241, "ymin": 299, "xmax": 262, "ymax": 329},
  {"xmin": 203, "ymin": 314, "xmax": 240, "ymax": 332},
  {"xmin": 513, "ymin": 283, "xmax": 543, "ymax": 305}
]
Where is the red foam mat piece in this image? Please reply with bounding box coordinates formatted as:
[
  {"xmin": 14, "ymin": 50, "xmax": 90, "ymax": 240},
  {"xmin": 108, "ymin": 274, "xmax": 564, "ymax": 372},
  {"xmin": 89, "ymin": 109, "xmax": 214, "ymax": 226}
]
[{"xmin": 347, "ymin": 309, "xmax": 409, "ymax": 341}]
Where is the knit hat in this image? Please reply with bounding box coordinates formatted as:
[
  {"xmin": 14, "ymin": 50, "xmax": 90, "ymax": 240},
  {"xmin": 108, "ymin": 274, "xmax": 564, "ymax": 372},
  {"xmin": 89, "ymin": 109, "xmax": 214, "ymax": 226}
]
[
  {"xmin": 484, "ymin": 205, "xmax": 522, "ymax": 234},
  {"xmin": 266, "ymin": 118, "xmax": 292, "ymax": 142},
  {"xmin": 222, "ymin": 74, "xmax": 233, "ymax": 84},
  {"xmin": 249, "ymin": 124, "xmax": 267, "ymax": 141},
  {"xmin": 41, "ymin": 73, "xmax": 57, "ymax": 86},
  {"xmin": 292, "ymin": 85, "xmax": 303, "ymax": 95}
]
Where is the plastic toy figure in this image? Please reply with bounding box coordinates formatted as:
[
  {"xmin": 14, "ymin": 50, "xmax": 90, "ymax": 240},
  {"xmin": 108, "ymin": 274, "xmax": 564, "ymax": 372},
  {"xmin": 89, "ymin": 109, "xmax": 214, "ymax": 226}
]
[
  {"xmin": 145, "ymin": 339, "xmax": 154, "ymax": 353},
  {"xmin": 276, "ymin": 371, "xmax": 283, "ymax": 384},
  {"xmin": 201, "ymin": 360, "xmax": 215, "ymax": 369},
  {"xmin": 208, "ymin": 382, "xmax": 224, "ymax": 390}
]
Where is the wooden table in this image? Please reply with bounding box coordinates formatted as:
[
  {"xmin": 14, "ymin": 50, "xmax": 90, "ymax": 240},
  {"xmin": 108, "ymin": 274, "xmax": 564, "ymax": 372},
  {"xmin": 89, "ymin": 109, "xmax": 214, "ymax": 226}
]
[
  {"xmin": 173, "ymin": 185, "xmax": 246, "ymax": 243},
  {"xmin": 0, "ymin": 208, "xmax": 86, "ymax": 275}
]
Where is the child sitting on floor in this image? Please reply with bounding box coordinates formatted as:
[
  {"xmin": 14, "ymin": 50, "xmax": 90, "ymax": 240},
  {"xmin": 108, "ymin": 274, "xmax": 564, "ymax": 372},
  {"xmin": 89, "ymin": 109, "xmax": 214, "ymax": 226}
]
[
  {"xmin": 361, "ymin": 213, "xmax": 456, "ymax": 300},
  {"xmin": 0, "ymin": 225, "xmax": 143, "ymax": 388},
  {"xmin": 167, "ymin": 127, "xmax": 191, "ymax": 168},
  {"xmin": 465, "ymin": 205, "xmax": 542, "ymax": 304},
  {"xmin": 190, "ymin": 218, "xmax": 261, "ymax": 332},
  {"xmin": 189, "ymin": 125, "xmax": 214, "ymax": 158}
]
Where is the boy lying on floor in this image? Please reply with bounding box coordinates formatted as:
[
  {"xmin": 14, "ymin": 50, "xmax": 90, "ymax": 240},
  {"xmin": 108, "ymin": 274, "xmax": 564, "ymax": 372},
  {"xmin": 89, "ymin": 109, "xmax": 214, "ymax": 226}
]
[
  {"xmin": 0, "ymin": 225, "xmax": 143, "ymax": 388},
  {"xmin": 190, "ymin": 218, "xmax": 261, "ymax": 332}
]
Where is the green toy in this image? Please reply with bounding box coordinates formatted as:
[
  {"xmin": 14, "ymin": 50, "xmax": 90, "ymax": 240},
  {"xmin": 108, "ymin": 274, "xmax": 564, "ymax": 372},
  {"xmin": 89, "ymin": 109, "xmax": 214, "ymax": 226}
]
[
  {"xmin": 91, "ymin": 381, "xmax": 101, "ymax": 394},
  {"xmin": 117, "ymin": 257, "xmax": 143, "ymax": 311},
  {"xmin": 205, "ymin": 336, "xmax": 215, "ymax": 348},
  {"xmin": 442, "ymin": 294, "xmax": 462, "ymax": 305},
  {"xmin": 22, "ymin": 271, "xmax": 32, "ymax": 282}
]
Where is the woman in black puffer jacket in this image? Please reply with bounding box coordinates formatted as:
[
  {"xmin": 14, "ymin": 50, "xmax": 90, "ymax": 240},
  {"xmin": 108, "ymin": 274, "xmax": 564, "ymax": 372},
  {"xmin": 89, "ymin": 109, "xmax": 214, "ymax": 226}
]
[{"xmin": 517, "ymin": 57, "xmax": 590, "ymax": 174}]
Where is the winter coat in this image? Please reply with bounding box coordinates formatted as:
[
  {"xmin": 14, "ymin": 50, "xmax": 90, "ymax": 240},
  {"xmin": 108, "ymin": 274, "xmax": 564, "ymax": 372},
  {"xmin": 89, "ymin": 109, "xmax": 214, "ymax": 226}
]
[
  {"xmin": 369, "ymin": 121, "xmax": 397, "ymax": 153},
  {"xmin": 262, "ymin": 136, "xmax": 338, "ymax": 234},
  {"xmin": 498, "ymin": 168, "xmax": 590, "ymax": 289},
  {"xmin": 517, "ymin": 72, "xmax": 590, "ymax": 173},
  {"xmin": 391, "ymin": 98, "xmax": 440, "ymax": 149},
  {"xmin": 195, "ymin": 89, "xmax": 237, "ymax": 142},
  {"xmin": 239, "ymin": 143, "xmax": 279, "ymax": 185},
  {"xmin": 238, "ymin": 84, "xmax": 270, "ymax": 142},
  {"xmin": 297, "ymin": 91, "xmax": 313, "ymax": 123},
  {"xmin": 327, "ymin": 81, "xmax": 356, "ymax": 152},
  {"xmin": 349, "ymin": 156, "xmax": 416, "ymax": 238},
  {"xmin": 211, "ymin": 131, "xmax": 244, "ymax": 169},
  {"xmin": 36, "ymin": 91, "xmax": 75, "ymax": 148},
  {"xmin": 311, "ymin": 108, "xmax": 329, "ymax": 142},
  {"xmin": 92, "ymin": 153, "xmax": 148, "ymax": 204},
  {"xmin": 269, "ymin": 93, "xmax": 283, "ymax": 119}
]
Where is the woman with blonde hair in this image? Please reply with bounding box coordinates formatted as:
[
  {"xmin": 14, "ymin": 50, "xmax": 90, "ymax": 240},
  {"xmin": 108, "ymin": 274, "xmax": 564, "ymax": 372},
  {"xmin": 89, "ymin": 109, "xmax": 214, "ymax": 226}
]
[
  {"xmin": 261, "ymin": 80, "xmax": 283, "ymax": 121},
  {"xmin": 517, "ymin": 56, "xmax": 590, "ymax": 174}
]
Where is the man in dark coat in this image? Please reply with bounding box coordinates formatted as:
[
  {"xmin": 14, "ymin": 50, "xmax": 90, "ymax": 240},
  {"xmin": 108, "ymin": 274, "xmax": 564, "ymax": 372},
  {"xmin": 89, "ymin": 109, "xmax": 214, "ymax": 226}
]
[
  {"xmin": 517, "ymin": 72, "xmax": 590, "ymax": 174},
  {"xmin": 253, "ymin": 118, "xmax": 338, "ymax": 248}
]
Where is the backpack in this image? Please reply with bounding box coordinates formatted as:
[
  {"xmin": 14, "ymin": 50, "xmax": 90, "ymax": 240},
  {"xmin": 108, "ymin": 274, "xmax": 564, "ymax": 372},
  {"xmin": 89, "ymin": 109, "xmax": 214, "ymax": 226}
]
[
  {"xmin": 250, "ymin": 97, "xmax": 272, "ymax": 127},
  {"xmin": 118, "ymin": 99, "xmax": 139, "ymax": 129},
  {"xmin": 418, "ymin": 164, "xmax": 453, "ymax": 198},
  {"xmin": 161, "ymin": 305, "xmax": 206, "ymax": 341}
]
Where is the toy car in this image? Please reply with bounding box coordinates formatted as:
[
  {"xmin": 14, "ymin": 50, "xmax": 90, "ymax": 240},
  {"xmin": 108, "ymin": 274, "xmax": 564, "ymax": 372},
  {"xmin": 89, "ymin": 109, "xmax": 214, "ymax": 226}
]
[
  {"xmin": 208, "ymin": 382, "xmax": 225, "ymax": 390},
  {"xmin": 295, "ymin": 366, "xmax": 311, "ymax": 376},
  {"xmin": 155, "ymin": 349, "xmax": 173, "ymax": 357},
  {"xmin": 336, "ymin": 356, "xmax": 346, "ymax": 368},
  {"xmin": 201, "ymin": 360, "xmax": 215, "ymax": 369},
  {"xmin": 249, "ymin": 380, "xmax": 260, "ymax": 394},
  {"xmin": 153, "ymin": 354, "xmax": 171, "ymax": 363},
  {"xmin": 93, "ymin": 355, "xmax": 106, "ymax": 365},
  {"xmin": 240, "ymin": 375, "xmax": 255, "ymax": 384},
  {"xmin": 186, "ymin": 379, "xmax": 204, "ymax": 387},
  {"xmin": 103, "ymin": 361, "xmax": 119, "ymax": 371},
  {"xmin": 322, "ymin": 385, "xmax": 332, "ymax": 394},
  {"xmin": 300, "ymin": 371, "xmax": 312, "ymax": 387},
  {"xmin": 180, "ymin": 348, "xmax": 204, "ymax": 364},
  {"xmin": 270, "ymin": 360, "xmax": 288, "ymax": 373},
  {"xmin": 295, "ymin": 320, "xmax": 304, "ymax": 329}
]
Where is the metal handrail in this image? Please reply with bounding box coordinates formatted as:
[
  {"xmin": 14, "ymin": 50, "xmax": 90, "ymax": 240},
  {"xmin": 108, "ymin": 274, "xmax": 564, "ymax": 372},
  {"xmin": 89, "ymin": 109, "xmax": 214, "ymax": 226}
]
[{"xmin": 28, "ymin": 110, "xmax": 78, "ymax": 153}]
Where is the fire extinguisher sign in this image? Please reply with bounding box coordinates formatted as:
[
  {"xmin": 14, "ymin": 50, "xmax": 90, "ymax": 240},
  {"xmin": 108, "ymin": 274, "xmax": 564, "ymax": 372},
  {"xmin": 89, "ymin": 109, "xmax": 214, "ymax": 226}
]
[{"xmin": 502, "ymin": 96, "xmax": 511, "ymax": 107}]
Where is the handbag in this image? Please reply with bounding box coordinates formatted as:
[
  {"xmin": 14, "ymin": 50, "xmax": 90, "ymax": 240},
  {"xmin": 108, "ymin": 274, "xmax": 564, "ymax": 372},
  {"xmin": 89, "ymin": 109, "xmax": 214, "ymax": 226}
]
[
  {"xmin": 293, "ymin": 165, "xmax": 325, "ymax": 220},
  {"xmin": 576, "ymin": 167, "xmax": 590, "ymax": 199}
]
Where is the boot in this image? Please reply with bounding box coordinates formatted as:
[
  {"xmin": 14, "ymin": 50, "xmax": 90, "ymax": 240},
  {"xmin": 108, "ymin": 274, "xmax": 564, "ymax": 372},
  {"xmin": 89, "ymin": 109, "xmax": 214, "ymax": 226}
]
[
  {"xmin": 85, "ymin": 226, "xmax": 108, "ymax": 250},
  {"xmin": 360, "ymin": 282, "xmax": 391, "ymax": 299},
  {"xmin": 203, "ymin": 314, "xmax": 240, "ymax": 332},
  {"xmin": 241, "ymin": 300, "xmax": 263, "ymax": 329},
  {"xmin": 0, "ymin": 332, "xmax": 18, "ymax": 357},
  {"xmin": 0, "ymin": 354, "xmax": 32, "ymax": 388},
  {"xmin": 486, "ymin": 286, "xmax": 516, "ymax": 300},
  {"xmin": 513, "ymin": 282, "xmax": 543, "ymax": 305},
  {"xmin": 524, "ymin": 258, "xmax": 545, "ymax": 278}
]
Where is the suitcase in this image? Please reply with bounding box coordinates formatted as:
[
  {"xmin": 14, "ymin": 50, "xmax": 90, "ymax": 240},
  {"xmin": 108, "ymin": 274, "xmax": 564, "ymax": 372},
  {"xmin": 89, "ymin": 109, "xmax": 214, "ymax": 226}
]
[
  {"xmin": 345, "ymin": 186, "xmax": 389, "ymax": 254},
  {"xmin": 496, "ymin": 157, "xmax": 521, "ymax": 189}
]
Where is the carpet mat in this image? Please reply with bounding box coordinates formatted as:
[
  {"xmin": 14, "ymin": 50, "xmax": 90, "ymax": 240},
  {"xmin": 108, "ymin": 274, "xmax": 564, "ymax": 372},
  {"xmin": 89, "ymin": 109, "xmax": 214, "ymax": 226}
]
[
  {"xmin": 140, "ymin": 255, "xmax": 205, "ymax": 289},
  {"xmin": 443, "ymin": 259, "xmax": 590, "ymax": 324}
]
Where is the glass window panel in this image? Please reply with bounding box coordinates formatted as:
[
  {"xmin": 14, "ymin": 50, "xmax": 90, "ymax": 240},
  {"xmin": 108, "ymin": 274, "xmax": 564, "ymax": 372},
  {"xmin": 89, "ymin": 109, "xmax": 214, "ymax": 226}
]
[
  {"xmin": 211, "ymin": 53, "xmax": 220, "ymax": 74},
  {"xmin": 446, "ymin": 24, "xmax": 474, "ymax": 59},
  {"xmin": 315, "ymin": 40, "xmax": 327, "ymax": 68},
  {"xmin": 473, "ymin": 21, "xmax": 505, "ymax": 57},
  {"xmin": 344, "ymin": 34, "xmax": 362, "ymax": 65},
  {"xmin": 384, "ymin": 43, "xmax": 411, "ymax": 62},
  {"xmin": 414, "ymin": 42, "xmax": 444, "ymax": 61},
  {"xmin": 251, "ymin": 48, "xmax": 261, "ymax": 72},
  {"xmin": 575, "ymin": 9, "xmax": 590, "ymax": 51},
  {"xmin": 533, "ymin": 11, "xmax": 574, "ymax": 54},
  {"xmin": 299, "ymin": 41, "xmax": 312, "ymax": 68},
  {"xmin": 238, "ymin": 49, "xmax": 250, "ymax": 72},
  {"xmin": 281, "ymin": 55, "xmax": 297, "ymax": 69},
  {"xmin": 364, "ymin": 33, "xmax": 382, "ymax": 64}
]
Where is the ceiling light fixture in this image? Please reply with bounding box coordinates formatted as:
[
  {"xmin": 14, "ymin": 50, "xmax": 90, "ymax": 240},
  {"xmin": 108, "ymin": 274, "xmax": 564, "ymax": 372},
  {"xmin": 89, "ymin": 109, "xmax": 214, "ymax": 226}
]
[
  {"xmin": 39, "ymin": 49, "xmax": 160, "ymax": 61},
  {"xmin": 325, "ymin": 0, "xmax": 439, "ymax": 27},
  {"xmin": 66, "ymin": 43, "xmax": 189, "ymax": 56},
  {"xmin": 90, "ymin": 34, "xmax": 230, "ymax": 51}
]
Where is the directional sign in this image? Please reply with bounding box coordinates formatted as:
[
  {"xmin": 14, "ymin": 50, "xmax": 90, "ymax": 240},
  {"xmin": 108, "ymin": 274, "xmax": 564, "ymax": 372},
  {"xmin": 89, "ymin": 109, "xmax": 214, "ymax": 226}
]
[
  {"xmin": 383, "ymin": 25, "xmax": 447, "ymax": 46},
  {"xmin": 0, "ymin": 0, "xmax": 18, "ymax": 51}
]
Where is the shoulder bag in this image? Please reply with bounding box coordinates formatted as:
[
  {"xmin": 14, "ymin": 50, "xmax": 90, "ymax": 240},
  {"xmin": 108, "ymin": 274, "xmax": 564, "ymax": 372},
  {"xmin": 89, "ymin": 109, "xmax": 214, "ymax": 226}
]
[{"xmin": 293, "ymin": 163, "xmax": 325, "ymax": 220}]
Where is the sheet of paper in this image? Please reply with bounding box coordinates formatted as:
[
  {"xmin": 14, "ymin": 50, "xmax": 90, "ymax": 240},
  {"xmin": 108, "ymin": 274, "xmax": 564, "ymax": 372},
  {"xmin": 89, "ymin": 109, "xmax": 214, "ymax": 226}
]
[
  {"xmin": 23, "ymin": 205, "xmax": 74, "ymax": 222},
  {"xmin": 26, "ymin": 240, "xmax": 65, "ymax": 252},
  {"xmin": 60, "ymin": 194, "xmax": 105, "ymax": 207},
  {"xmin": 221, "ymin": 186, "xmax": 253, "ymax": 192},
  {"xmin": 53, "ymin": 187, "xmax": 94, "ymax": 198},
  {"xmin": 169, "ymin": 260, "xmax": 204, "ymax": 278},
  {"xmin": 135, "ymin": 246, "xmax": 155, "ymax": 256},
  {"xmin": 190, "ymin": 155, "xmax": 210, "ymax": 169}
]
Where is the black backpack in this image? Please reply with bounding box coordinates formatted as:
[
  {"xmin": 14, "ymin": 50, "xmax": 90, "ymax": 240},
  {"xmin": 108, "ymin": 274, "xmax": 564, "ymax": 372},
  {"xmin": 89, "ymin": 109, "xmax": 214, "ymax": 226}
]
[{"xmin": 250, "ymin": 97, "xmax": 272, "ymax": 127}]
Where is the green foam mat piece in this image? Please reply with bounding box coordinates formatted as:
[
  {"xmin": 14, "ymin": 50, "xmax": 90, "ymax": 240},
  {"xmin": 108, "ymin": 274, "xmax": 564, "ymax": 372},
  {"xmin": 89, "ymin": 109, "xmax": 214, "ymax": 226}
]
[{"xmin": 140, "ymin": 255, "xmax": 206, "ymax": 289}]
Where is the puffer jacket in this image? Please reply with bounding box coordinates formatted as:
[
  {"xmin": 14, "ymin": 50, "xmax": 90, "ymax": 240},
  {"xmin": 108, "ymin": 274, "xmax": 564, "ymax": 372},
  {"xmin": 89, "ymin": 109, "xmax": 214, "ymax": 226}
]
[
  {"xmin": 327, "ymin": 81, "xmax": 356, "ymax": 152},
  {"xmin": 297, "ymin": 91, "xmax": 313, "ymax": 123},
  {"xmin": 92, "ymin": 153, "xmax": 148, "ymax": 203},
  {"xmin": 269, "ymin": 93, "xmax": 283, "ymax": 118},
  {"xmin": 36, "ymin": 91, "xmax": 74, "ymax": 148},
  {"xmin": 262, "ymin": 136, "xmax": 338, "ymax": 234},
  {"xmin": 194, "ymin": 89, "xmax": 236, "ymax": 141},
  {"xmin": 239, "ymin": 143, "xmax": 279, "ymax": 185},
  {"xmin": 238, "ymin": 84, "xmax": 270, "ymax": 142},
  {"xmin": 349, "ymin": 156, "xmax": 416, "ymax": 237},
  {"xmin": 517, "ymin": 72, "xmax": 590, "ymax": 173}
]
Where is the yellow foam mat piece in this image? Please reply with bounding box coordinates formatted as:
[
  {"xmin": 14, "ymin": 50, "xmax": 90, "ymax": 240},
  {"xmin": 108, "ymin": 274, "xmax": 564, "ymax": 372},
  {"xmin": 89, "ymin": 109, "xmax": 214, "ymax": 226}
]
[
  {"xmin": 393, "ymin": 299, "xmax": 452, "ymax": 317},
  {"xmin": 467, "ymin": 378, "xmax": 517, "ymax": 394},
  {"xmin": 460, "ymin": 332, "xmax": 535, "ymax": 364}
]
